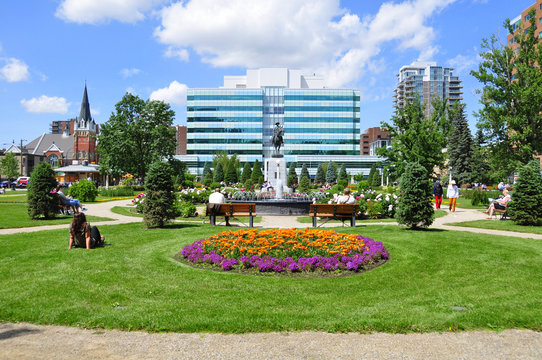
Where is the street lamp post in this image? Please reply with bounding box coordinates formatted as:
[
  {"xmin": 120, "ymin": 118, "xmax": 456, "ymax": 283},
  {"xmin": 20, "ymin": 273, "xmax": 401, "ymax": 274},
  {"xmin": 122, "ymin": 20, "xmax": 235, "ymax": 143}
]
[{"xmin": 449, "ymin": 166, "xmax": 453, "ymax": 184}]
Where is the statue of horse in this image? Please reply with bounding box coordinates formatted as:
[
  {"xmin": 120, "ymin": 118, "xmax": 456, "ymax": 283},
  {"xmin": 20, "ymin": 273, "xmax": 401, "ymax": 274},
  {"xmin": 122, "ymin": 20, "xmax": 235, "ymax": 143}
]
[{"xmin": 272, "ymin": 123, "xmax": 284, "ymax": 153}]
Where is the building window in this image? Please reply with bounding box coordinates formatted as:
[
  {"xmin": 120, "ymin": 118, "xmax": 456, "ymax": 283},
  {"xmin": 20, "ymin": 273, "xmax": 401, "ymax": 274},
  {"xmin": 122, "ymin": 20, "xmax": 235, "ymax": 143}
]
[{"xmin": 48, "ymin": 154, "xmax": 59, "ymax": 167}]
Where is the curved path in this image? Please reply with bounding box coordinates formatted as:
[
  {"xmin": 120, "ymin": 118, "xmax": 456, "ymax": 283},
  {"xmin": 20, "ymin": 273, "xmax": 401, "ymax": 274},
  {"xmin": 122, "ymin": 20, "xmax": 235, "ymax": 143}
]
[{"xmin": 1, "ymin": 201, "xmax": 541, "ymax": 358}]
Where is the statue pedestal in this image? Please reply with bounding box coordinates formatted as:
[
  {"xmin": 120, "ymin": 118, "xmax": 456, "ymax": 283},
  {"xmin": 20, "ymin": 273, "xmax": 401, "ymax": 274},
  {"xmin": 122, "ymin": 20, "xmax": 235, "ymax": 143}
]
[{"xmin": 265, "ymin": 157, "xmax": 288, "ymax": 193}]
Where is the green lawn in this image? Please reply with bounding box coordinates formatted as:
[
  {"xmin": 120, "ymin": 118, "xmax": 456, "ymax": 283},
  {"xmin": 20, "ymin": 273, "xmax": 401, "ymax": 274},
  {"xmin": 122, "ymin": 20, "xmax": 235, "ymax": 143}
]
[
  {"xmin": 1, "ymin": 223, "xmax": 540, "ymax": 333},
  {"xmin": 0, "ymin": 203, "xmax": 114, "ymax": 229},
  {"xmin": 447, "ymin": 219, "xmax": 542, "ymax": 235}
]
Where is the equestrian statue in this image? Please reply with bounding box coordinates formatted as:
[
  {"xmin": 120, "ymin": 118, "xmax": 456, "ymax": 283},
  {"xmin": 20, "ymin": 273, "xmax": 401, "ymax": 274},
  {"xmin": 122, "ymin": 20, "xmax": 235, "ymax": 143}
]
[{"xmin": 272, "ymin": 122, "xmax": 284, "ymax": 155}]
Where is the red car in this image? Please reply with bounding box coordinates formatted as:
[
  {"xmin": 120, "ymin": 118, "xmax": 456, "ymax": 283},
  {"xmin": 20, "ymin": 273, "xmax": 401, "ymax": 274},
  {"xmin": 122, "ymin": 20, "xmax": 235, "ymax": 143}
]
[{"xmin": 16, "ymin": 177, "xmax": 30, "ymax": 187}]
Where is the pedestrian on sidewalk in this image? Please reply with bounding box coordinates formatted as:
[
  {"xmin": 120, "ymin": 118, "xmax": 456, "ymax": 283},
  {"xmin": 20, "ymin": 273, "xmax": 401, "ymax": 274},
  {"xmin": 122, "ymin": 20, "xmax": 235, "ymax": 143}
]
[
  {"xmin": 447, "ymin": 180, "xmax": 459, "ymax": 212},
  {"xmin": 433, "ymin": 180, "xmax": 443, "ymax": 209}
]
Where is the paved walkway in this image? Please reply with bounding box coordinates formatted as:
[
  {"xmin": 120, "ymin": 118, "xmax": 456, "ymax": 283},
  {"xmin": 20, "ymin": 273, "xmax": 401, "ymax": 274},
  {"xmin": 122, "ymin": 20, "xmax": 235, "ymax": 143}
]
[{"xmin": 1, "ymin": 200, "xmax": 541, "ymax": 359}]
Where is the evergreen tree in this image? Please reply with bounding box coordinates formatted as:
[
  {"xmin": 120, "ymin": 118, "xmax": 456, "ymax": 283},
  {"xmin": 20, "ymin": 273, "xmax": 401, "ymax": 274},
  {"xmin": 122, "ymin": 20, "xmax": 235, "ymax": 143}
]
[
  {"xmin": 287, "ymin": 162, "xmax": 298, "ymax": 187},
  {"xmin": 1, "ymin": 152, "xmax": 20, "ymax": 180},
  {"xmin": 251, "ymin": 159, "xmax": 263, "ymax": 185},
  {"xmin": 26, "ymin": 162, "xmax": 60, "ymax": 219},
  {"xmin": 395, "ymin": 162, "xmax": 434, "ymax": 229},
  {"xmin": 225, "ymin": 161, "xmax": 238, "ymax": 184},
  {"xmin": 213, "ymin": 162, "xmax": 224, "ymax": 183},
  {"xmin": 338, "ymin": 164, "xmax": 348, "ymax": 183},
  {"xmin": 241, "ymin": 162, "xmax": 252, "ymax": 183},
  {"xmin": 325, "ymin": 161, "xmax": 337, "ymax": 184},
  {"xmin": 298, "ymin": 175, "xmax": 310, "ymax": 193},
  {"xmin": 202, "ymin": 162, "xmax": 213, "ymax": 186},
  {"xmin": 372, "ymin": 166, "xmax": 382, "ymax": 187},
  {"xmin": 143, "ymin": 160, "xmax": 176, "ymax": 228},
  {"xmin": 470, "ymin": 128, "xmax": 491, "ymax": 185},
  {"xmin": 301, "ymin": 163, "xmax": 310, "ymax": 181},
  {"xmin": 448, "ymin": 104, "xmax": 473, "ymax": 186},
  {"xmin": 315, "ymin": 163, "xmax": 325, "ymax": 184},
  {"xmin": 508, "ymin": 160, "xmax": 542, "ymax": 225},
  {"xmin": 368, "ymin": 164, "xmax": 377, "ymax": 187}
]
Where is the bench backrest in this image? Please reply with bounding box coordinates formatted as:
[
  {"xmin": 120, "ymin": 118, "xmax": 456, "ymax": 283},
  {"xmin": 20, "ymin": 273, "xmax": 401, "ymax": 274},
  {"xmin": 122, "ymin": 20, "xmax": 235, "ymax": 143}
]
[
  {"xmin": 216, "ymin": 203, "xmax": 256, "ymax": 216},
  {"xmin": 310, "ymin": 204, "xmax": 358, "ymax": 216}
]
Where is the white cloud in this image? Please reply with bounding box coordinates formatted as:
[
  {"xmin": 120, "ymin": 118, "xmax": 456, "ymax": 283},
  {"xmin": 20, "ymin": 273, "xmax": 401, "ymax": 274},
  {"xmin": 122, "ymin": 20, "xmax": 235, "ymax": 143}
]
[
  {"xmin": 164, "ymin": 46, "xmax": 189, "ymax": 61},
  {"xmin": 447, "ymin": 51, "xmax": 478, "ymax": 75},
  {"xmin": 56, "ymin": 0, "xmax": 163, "ymax": 24},
  {"xmin": 0, "ymin": 58, "xmax": 30, "ymax": 82},
  {"xmin": 21, "ymin": 95, "xmax": 70, "ymax": 114},
  {"xmin": 149, "ymin": 80, "xmax": 187, "ymax": 106},
  {"xmin": 120, "ymin": 68, "xmax": 141, "ymax": 78},
  {"xmin": 154, "ymin": 0, "xmax": 457, "ymax": 88}
]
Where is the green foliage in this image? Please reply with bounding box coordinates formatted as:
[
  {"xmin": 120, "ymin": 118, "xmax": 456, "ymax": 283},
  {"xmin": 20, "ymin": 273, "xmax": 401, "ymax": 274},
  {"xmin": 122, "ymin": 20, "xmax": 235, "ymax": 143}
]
[
  {"xmin": 210, "ymin": 182, "xmax": 222, "ymax": 190},
  {"xmin": 471, "ymin": 190, "xmax": 489, "ymax": 206},
  {"xmin": 471, "ymin": 9, "xmax": 542, "ymax": 173},
  {"xmin": 368, "ymin": 164, "xmax": 380, "ymax": 187},
  {"xmin": 448, "ymin": 104, "xmax": 473, "ymax": 186},
  {"xmin": 241, "ymin": 162, "xmax": 252, "ymax": 183},
  {"xmin": 251, "ymin": 159, "xmax": 263, "ymax": 185},
  {"xmin": 367, "ymin": 201, "xmax": 383, "ymax": 219},
  {"xmin": 357, "ymin": 180, "xmax": 370, "ymax": 192},
  {"xmin": 177, "ymin": 200, "xmax": 197, "ymax": 218},
  {"xmin": 338, "ymin": 164, "xmax": 348, "ymax": 183},
  {"xmin": 68, "ymin": 179, "xmax": 98, "ymax": 202},
  {"xmin": 470, "ymin": 128, "xmax": 492, "ymax": 185},
  {"xmin": 168, "ymin": 158, "xmax": 187, "ymax": 186},
  {"xmin": 315, "ymin": 163, "xmax": 326, "ymax": 184},
  {"xmin": 337, "ymin": 179, "xmax": 348, "ymax": 189},
  {"xmin": 182, "ymin": 180, "xmax": 194, "ymax": 188},
  {"xmin": 379, "ymin": 97, "xmax": 451, "ymax": 178},
  {"xmin": 325, "ymin": 161, "xmax": 337, "ymax": 184},
  {"xmin": 287, "ymin": 162, "xmax": 298, "ymax": 187},
  {"xmin": 508, "ymin": 161, "xmax": 542, "ymax": 225},
  {"xmin": 301, "ymin": 163, "xmax": 310, "ymax": 180},
  {"xmin": 99, "ymin": 186, "xmax": 135, "ymax": 197},
  {"xmin": 213, "ymin": 162, "xmax": 224, "ymax": 183},
  {"xmin": 143, "ymin": 161, "xmax": 176, "ymax": 228},
  {"xmin": 26, "ymin": 162, "xmax": 59, "ymax": 219},
  {"xmin": 396, "ymin": 162, "xmax": 434, "ymax": 229},
  {"xmin": 298, "ymin": 175, "xmax": 310, "ymax": 193},
  {"xmin": 202, "ymin": 162, "xmax": 212, "ymax": 179},
  {"xmin": 224, "ymin": 161, "xmax": 238, "ymax": 184},
  {"xmin": 1, "ymin": 152, "xmax": 20, "ymax": 180},
  {"xmin": 97, "ymin": 93, "xmax": 176, "ymax": 180}
]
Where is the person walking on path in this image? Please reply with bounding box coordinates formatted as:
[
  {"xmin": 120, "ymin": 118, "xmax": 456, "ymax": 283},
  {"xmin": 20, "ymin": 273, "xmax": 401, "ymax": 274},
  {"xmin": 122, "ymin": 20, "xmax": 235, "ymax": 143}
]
[
  {"xmin": 433, "ymin": 180, "xmax": 443, "ymax": 209},
  {"xmin": 447, "ymin": 180, "xmax": 459, "ymax": 212}
]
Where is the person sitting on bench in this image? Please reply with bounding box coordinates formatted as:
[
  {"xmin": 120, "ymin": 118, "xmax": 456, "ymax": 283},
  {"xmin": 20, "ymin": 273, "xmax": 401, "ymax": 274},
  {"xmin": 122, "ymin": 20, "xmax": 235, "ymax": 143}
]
[
  {"xmin": 484, "ymin": 188, "xmax": 511, "ymax": 219},
  {"xmin": 68, "ymin": 212, "xmax": 105, "ymax": 249},
  {"xmin": 208, "ymin": 188, "xmax": 230, "ymax": 226},
  {"xmin": 336, "ymin": 188, "xmax": 356, "ymax": 204},
  {"xmin": 56, "ymin": 185, "xmax": 84, "ymax": 213}
]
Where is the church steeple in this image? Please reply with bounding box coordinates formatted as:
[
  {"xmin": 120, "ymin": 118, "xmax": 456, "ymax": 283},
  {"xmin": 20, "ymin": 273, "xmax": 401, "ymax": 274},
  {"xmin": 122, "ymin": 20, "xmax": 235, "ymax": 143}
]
[
  {"xmin": 73, "ymin": 83, "xmax": 98, "ymax": 163},
  {"xmin": 79, "ymin": 84, "xmax": 92, "ymax": 123}
]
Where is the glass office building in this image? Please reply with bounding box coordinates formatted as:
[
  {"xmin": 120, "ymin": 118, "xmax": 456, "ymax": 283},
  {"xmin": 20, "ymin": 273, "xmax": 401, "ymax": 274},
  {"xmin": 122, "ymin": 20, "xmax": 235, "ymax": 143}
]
[{"xmin": 180, "ymin": 68, "xmax": 376, "ymax": 176}]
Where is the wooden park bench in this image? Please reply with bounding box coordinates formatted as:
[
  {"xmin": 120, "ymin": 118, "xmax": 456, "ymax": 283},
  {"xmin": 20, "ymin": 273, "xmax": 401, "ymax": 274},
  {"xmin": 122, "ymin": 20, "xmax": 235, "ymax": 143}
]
[
  {"xmin": 207, "ymin": 203, "xmax": 257, "ymax": 227},
  {"xmin": 493, "ymin": 201, "xmax": 511, "ymax": 220},
  {"xmin": 309, "ymin": 204, "xmax": 359, "ymax": 227}
]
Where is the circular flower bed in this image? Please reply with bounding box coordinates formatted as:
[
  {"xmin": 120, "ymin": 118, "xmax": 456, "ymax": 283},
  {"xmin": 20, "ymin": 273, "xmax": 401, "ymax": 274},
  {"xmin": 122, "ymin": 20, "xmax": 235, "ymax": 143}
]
[{"xmin": 180, "ymin": 228, "xmax": 389, "ymax": 276}]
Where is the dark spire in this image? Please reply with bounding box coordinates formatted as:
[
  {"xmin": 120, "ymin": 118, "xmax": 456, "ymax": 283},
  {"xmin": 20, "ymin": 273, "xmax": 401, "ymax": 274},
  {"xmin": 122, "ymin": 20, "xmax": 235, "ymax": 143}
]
[{"xmin": 79, "ymin": 84, "xmax": 92, "ymax": 123}]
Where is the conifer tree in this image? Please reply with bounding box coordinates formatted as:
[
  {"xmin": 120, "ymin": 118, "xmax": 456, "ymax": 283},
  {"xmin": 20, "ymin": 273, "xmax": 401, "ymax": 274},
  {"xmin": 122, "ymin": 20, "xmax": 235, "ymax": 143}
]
[
  {"xmin": 27, "ymin": 162, "xmax": 59, "ymax": 219},
  {"xmin": 241, "ymin": 162, "xmax": 252, "ymax": 183},
  {"xmin": 508, "ymin": 160, "xmax": 542, "ymax": 225},
  {"xmin": 143, "ymin": 160, "xmax": 176, "ymax": 228},
  {"xmin": 368, "ymin": 164, "xmax": 377, "ymax": 187},
  {"xmin": 287, "ymin": 163, "xmax": 298, "ymax": 187},
  {"xmin": 325, "ymin": 161, "xmax": 337, "ymax": 184},
  {"xmin": 338, "ymin": 164, "xmax": 347, "ymax": 182},
  {"xmin": 395, "ymin": 162, "xmax": 434, "ymax": 229},
  {"xmin": 251, "ymin": 159, "xmax": 263, "ymax": 185},
  {"xmin": 471, "ymin": 129, "xmax": 491, "ymax": 185},
  {"xmin": 298, "ymin": 175, "xmax": 310, "ymax": 193},
  {"xmin": 301, "ymin": 163, "xmax": 310, "ymax": 181},
  {"xmin": 448, "ymin": 104, "xmax": 473, "ymax": 186},
  {"xmin": 315, "ymin": 163, "xmax": 325, "ymax": 184},
  {"xmin": 213, "ymin": 162, "xmax": 224, "ymax": 183},
  {"xmin": 202, "ymin": 162, "xmax": 213, "ymax": 186},
  {"xmin": 225, "ymin": 161, "xmax": 238, "ymax": 184}
]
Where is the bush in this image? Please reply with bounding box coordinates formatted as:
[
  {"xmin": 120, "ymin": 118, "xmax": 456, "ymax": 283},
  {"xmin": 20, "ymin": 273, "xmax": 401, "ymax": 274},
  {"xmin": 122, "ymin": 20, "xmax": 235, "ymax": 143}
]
[
  {"xmin": 68, "ymin": 179, "xmax": 98, "ymax": 202},
  {"xmin": 357, "ymin": 181, "xmax": 370, "ymax": 192},
  {"xmin": 143, "ymin": 161, "xmax": 177, "ymax": 228},
  {"xmin": 182, "ymin": 180, "xmax": 195, "ymax": 188},
  {"xmin": 508, "ymin": 161, "xmax": 542, "ymax": 225},
  {"xmin": 177, "ymin": 200, "xmax": 197, "ymax": 218},
  {"xmin": 471, "ymin": 190, "xmax": 489, "ymax": 206},
  {"xmin": 27, "ymin": 162, "xmax": 59, "ymax": 219},
  {"xmin": 395, "ymin": 162, "xmax": 434, "ymax": 229},
  {"xmin": 210, "ymin": 182, "xmax": 222, "ymax": 190},
  {"xmin": 99, "ymin": 186, "xmax": 135, "ymax": 197},
  {"xmin": 366, "ymin": 201, "xmax": 383, "ymax": 219}
]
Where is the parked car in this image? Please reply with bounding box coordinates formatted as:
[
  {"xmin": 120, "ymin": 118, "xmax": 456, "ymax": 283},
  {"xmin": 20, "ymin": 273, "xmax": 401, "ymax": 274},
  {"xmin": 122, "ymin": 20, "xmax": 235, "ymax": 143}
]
[
  {"xmin": 16, "ymin": 177, "xmax": 30, "ymax": 187},
  {"xmin": 0, "ymin": 180, "xmax": 16, "ymax": 188}
]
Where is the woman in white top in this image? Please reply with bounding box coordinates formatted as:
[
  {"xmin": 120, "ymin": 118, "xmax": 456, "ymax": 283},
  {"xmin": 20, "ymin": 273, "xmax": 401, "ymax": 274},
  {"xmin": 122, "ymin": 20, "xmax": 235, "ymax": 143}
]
[
  {"xmin": 447, "ymin": 180, "xmax": 459, "ymax": 212},
  {"xmin": 336, "ymin": 188, "xmax": 356, "ymax": 204},
  {"xmin": 484, "ymin": 189, "xmax": 511, "ymax": 219}
]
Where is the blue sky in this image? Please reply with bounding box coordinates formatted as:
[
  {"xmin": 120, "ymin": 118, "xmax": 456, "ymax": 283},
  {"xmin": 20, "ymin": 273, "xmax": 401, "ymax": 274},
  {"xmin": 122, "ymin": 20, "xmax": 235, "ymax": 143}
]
[{"xmin": 0, "ymin": 0, "xmax": 533, "ymax": 148}]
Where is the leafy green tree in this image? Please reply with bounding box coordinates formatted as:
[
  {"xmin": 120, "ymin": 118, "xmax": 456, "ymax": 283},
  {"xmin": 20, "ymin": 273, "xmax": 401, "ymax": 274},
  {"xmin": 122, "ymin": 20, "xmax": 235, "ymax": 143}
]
[
  {"xmin": 301, "ymin": 163, "xmax": 310, "ymax": 181},
  {"xmin": 241, "ymin": 162, "xmax": 252, "ymax": 183},
  {"xmin": 168, "ymin": 158, "xmax": 187, "ymax": 187},
  {"xmin": 379, "ymin": 97, "xmax": 451, "ymax": 178},
  {"xmin": 225, "ymin": 161, "xmax": 238, "ymax": 184},
  {"xmin": 315, "ymin": 163, "xmax": 325, "ymax": 184},
  {"xmin": 213, "ymin": 162, "xmax": 224, "ymax": 183},
  {"xmin": 298, "ymin": 175, "xmax": 310, "ymax": 193},
  {"xmin": 287, "ymin": 162, "xmax": 298, "ymax": 187},
  {"xmin": 448, "ymin": 104, "xmax": 473, "ymax": 186},
  {"xmin": 508, "ymin": 160, "xmax": 542, "ymax": 225},
  {"xmin": 251, "ymin": 159, "xmax": 263, "ymax": 185},
  {"xmin": 325, "ymin": 161, "xmax": 337, "ymax": 184},
  {"xmin": 1, "ymin": 152, "xmax": 19, "ymax": 180},
  {"xmin": 395, "ymin": 162, "xmax": 434, "ymax": 229},
  {"xmin": 98, "ymin": 93, "xmax": 176, "ymax": 180},
  {"xmin": 143, "ymin": 160, "xmax": 176, "ymax": 228},
  {"xmin": 68, "ymin": 179, "xmax": 98, "ymax": 202},
  {"xmin": 471, "ymin": 10, "xmax": 542, "ymax": 175},
  {"xmin": 27, "ymin": 162, "xmax": 59, "ymax": 219}
]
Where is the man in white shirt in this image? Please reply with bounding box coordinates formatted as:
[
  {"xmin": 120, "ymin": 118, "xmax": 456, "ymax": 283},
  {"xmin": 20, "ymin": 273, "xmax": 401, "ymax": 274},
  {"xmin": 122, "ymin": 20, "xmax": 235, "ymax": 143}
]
[{"xmin": 208, "ymin": 188, "xmax": 230, "ymax": 226}]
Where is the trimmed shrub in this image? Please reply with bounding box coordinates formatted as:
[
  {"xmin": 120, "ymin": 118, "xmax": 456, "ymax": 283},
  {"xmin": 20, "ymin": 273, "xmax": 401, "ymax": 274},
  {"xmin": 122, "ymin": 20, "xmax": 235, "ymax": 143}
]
[
  {"xmin": 27, "ymin": 162, "xmax": 59, "ymax": 219},
  {"xmin": 508, "ymin": 161, "xmax": 542, "ymax": 225},
  {"xmin": 177, "ymin": 200, "xmax": 197, "ymax": 218},
  {"xmin": 143, "ymin": 160, "xmax": 177, "ymax": 228},
  {"xmin": 471, "ymin": 189, "xmax": 489, "ymax": 206},
  {"xmin": 68, "ymin": 179, "xmax": 98, "ymax": 202},
  {"xmin": 357, "ymin": 180, "xmax": 370, "ymax": 192},
  {"xmin": 298, "ymin": 175, "xmax": 310, "ymax": 193},
  {"xmin": 99, "ymin": 186, "xmax": 135, "ymax": 197},
  {"xmin": 395, "ymin": 162, "xmax": 434, "ymax": 229}
]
